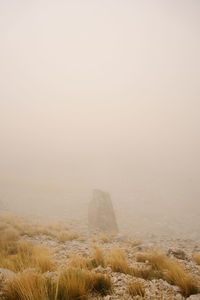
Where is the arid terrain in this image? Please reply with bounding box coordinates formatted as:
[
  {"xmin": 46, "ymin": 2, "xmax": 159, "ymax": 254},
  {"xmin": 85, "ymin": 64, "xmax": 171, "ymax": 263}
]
[{"xmin": 0, "ymin": 209, "xmax": 200, "ymax": 300}]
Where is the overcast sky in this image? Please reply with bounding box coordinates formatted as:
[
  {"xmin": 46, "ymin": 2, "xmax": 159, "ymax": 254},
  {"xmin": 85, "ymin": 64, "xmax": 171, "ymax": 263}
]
[{"xmin": 0, "ymin": 1, "xmax": 200, "ymax": 203}]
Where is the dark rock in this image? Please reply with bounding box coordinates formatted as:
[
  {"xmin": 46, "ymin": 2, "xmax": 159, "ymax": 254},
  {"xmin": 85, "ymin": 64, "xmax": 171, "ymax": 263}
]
[{"xmin": 167, "ymin": 249, "xmax": 188, "ymax": 260}]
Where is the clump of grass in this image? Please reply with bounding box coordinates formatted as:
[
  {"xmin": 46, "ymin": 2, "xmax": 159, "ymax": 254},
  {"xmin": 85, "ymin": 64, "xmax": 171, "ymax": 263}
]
[
  {"xmin": 3, "ymin": 268, "xmax": 112, "ymax": 300},
  {"xmin": 3, "ymin": 271, "xmax": 56, "ymax": 300},
  {"xmin": 57, "ymin": 268, "xmax": 111, "ymax": 299},
  {"xmin": 136, "ymin": 253, "xmax": 148, "ymax": 263},
  {"xmin": 134, "ymin": 251, "xmax": 199, "ymax": 297},
  {"xmin": 193, "ymin": 253, "xmax": 200, "ymax": 265},
  {"xmin": 90, "ymin": 246, "xmax": 105, "ymax": 268},
  {"xmin": 56, "ymin": 231, "xmax": 79, "ymax": 243},
  {"xmin": 69, "ymin": 246, "xmax": 105, "ymax": 270},
  {"xmin": 132, "ymin": 266, "xmax": 164, "ymax": 280},
  {"xmin": 69, "ymin": 254, "xmax": 91, "ymax": 270},
  {"xmin": 107, "ymin": 248, "xmax": 130, "ymax": 274},
  {"xmin": 165, "ymin": 260, "xmax": 199, "ymax": 297},
  {"xmin": 0, "ymin": 240, "xmax": 55, "ymax": 273},
  {"xmin": 92, "ymin": 273, "xmax": 112, "ymax": 295},
  {"xmin": 57, "ymin": 268, "xmax": 92, "ymax": 300},
  {"xmin": 99, "ymin": 233, "xmax": 110, "ymax": 243},
  {"xmin": 128, "ymin": 279, "xmax": 145, "ymax": 297}
]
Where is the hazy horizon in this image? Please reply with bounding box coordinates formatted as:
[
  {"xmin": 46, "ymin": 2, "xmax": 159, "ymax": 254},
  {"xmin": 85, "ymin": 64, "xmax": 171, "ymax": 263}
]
[{"xmin": 1, "ymin": 0, "xmax": 200, "ymax": 217}]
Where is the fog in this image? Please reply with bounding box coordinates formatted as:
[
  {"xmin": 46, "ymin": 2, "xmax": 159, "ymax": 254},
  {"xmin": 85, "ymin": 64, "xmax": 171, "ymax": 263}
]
[{"xmin": 0, "ymin": 1, "xmax": 200, "ymax": 235}]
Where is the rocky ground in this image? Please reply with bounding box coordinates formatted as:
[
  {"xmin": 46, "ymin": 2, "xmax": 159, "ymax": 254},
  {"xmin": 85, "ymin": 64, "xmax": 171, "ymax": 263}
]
[{"xmin": 0, "ymin": 211, "xmax": 200, "ymax": 299}]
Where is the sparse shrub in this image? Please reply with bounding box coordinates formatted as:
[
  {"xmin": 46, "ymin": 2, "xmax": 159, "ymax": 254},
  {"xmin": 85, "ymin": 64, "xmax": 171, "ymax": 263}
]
[
  {"xmin": 107, "ymin": 248, "xmax": 130, "ymax": 274},
  {"xmin": 193, "ymin": 253, "xmax": 200, "ymax": 265},
  {"xmin": 128, "ymin": 279, "xmax": 145, "ymax": 297}
]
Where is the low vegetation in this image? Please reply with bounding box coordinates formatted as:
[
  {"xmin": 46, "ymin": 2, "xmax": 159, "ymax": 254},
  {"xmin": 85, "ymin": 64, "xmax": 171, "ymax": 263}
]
[
  {"xmin": 69, "ymin": 246, "xmax": 105, "ymax": 270},
  {"xmin": 193, "ymin": 252, "xmax": 200, "ymax": 265},
  {"xmin": 56, "ymin": 231, "xmax": 79, "ymax": 243},
  {"xmin": 90, "ymin": 246, "xmax": 105, "ymax": 268},
  {"xmin": 128, "ymin": 279, "xmax": 145, "ymax": 297},
  {"xmin": 132, "ymin": 265, "xmax": 164, "ymax": 280},
  {"xmin": 1, "ymin": 213, "xmax": 199, "ymax": 299},
  {"xmin": 107, "ymin": 247, "xmax": 130, "ymax": 274},
  {"xmin": 3, "ymin": 268, "xmax": 111, "ymax": 300},
  {"xmin": 134, "ymin": 251, "xmax": 199, "ymax": 297},
  {"xmin": 3, "ymin": 272, "xmax": 56, "ymax": 300},
  {"xmin": 99, "ymin": 233, "xmax": 110, "ymax": 243},
  {"xmin": 0, "ymin": 213, "xmax": 78, "ymax": 242},
  {"xmin": 0, "ymin": 239, "xmax": 55, "ymax": 273}
]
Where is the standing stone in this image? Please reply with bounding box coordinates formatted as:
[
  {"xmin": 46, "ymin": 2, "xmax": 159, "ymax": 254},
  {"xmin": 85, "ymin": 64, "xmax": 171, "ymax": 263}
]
[{"xmin": 88, "ymin": 189, "xmax": 118, "ymax": 232}]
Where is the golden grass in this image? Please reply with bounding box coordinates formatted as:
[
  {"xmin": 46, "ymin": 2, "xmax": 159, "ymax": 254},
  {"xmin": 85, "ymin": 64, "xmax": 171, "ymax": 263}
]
[
  {"xmin": 56, "ymin": 231, "xmax": 79, "ymax": 243},
  {"xmin": 107, "ymin": 248, "xmax": 130, "ymax": 274},
  {"xmin": 92, "ymin": 273, "xmax": 112, "ymax": 295},
  {"xmin": 193, "ymin": 253, "xmax": 200, "ymax": 265},
  {"xmin": 69, "ymin": 254, "xmax": 91, "ymax": 270},
  {"xmin": 0, "ymin": 239, "xmax": 55, "ymax": 273},
  {"xmin": 132, "ymin": 266, "xmax": 163, "ymax": 280},
  {"xmin": 136, "ymin": 253, "xmax": 148, "ymax": 263},
  {"xmin": 90, "ymin": 246, "xmax": 105, "ymax": 268},
  {"xmin": 99, "ymin": 233, "xmax": 110, "ymax": 243},
  {"xmin": 3, "ymin": 268, "xmax": 111, "ymax": 300},
  {"xmin": 134, "ymin": 251, "xmax": 199, "ymax": 297},
  {"xmin": 165, "ymin": 261, "xmax": 199, "ymax": 297},
  {"xmin": 128, "ymin": 279, "xmax": 145, "ymax": 297},
  {"xmin": 69, "ymin": 246, "xmax": 105, "ymax": 270},
  {"xmin": 0, "ymin": 213, "xmax": 71, "ymax": 241},
  {"xmin": 57, "ymin": 268, "xmax": 92, "ymax": 299},
  {"xmin": 3, "ymin": 271, "xmax": 56, "ymax": 300},
  {"xmin": 57, "ymin": 268, "xmax": 111, "ymax": 299}
]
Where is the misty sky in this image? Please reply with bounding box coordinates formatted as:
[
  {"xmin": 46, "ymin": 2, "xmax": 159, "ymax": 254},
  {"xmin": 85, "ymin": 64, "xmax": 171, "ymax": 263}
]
[{"xmin": 0, "ymin": 0, "xmax": 200, "ymax": 202}]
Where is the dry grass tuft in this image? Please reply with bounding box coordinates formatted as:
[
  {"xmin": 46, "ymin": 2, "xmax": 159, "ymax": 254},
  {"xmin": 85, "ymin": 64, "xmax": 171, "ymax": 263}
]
[
  {"xmin": 56, "ymin": 231, "xmax": 79, "ymax": 243},
  {"xmin": 69, "ymin": 254, "xmax": 91, "ymax": 270},
  {"xmin": 57, "ymin": 268, "xmax": 111, "ymax": 299},
  {"xmin": 90, "ymin": 246, "xmax": 105, "ymax": 268},
  {"xmin": 3, "ymin": 268, "xmax": 111, "ymax": 300},
  {"xmin": 132, "ymin": 266, "xmax": 163, "ymax": 280},
  {"xmin": 165, "ymin": 261, "xmax": 199, "ymax": 297},
  {"xmin": 69, "ymin": 246, "xmax": 105, "ymax": 270},
  {"xmin": 193, "ymin": 253, "xmax": 200, "ymax": 265},
  {"xmin": 134, "ymin": 251, "xmax": 199, "ymax": 297},
  {"xmin": 92, "ymin": 273, "xmax": 112, "ymax": 295},
  {"xmin": 57, "ymin": 268, "xmax": 92, "ymax": 300},
  {"xmin": 99, "ymin": 233, "xmax": 110, "ymax": 243},
  {"xmin": 0, "ymin": 239, "xmax": 55, "ymax": 273},
  {"xmin": 3, "ymin": 271, "xmax": 56, "ymax": 300},
  {"xmin": 128, "ymin": 279, "xmax": 145, "ymax": 297},
  {"xmin": 107, "ymin": 248, "xmax": 130, "ymax": 274},
  {"xmin": 136, "ymin": 253, "xmax": 149, "ymax": 263}
]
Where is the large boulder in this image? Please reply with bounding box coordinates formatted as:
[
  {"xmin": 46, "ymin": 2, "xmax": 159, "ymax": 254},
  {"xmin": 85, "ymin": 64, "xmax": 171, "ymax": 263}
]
[{"xmin": 88, "ymin": 190, "xmax": 118, "ymax": 232}]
